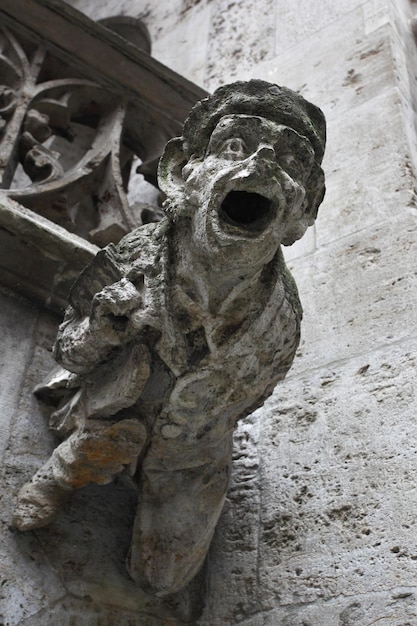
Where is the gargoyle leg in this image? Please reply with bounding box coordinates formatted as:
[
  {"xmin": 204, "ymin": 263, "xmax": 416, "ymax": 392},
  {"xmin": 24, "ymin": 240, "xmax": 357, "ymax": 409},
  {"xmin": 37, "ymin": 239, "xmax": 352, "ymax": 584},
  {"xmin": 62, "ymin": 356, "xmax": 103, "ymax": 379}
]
[
  {"xmin": 127, "ymin": 432, "xmax": 233, "ymax": 597},
  {"xmin": 13, "ymin": 417, "xmax": 148, "ymax": 531}
]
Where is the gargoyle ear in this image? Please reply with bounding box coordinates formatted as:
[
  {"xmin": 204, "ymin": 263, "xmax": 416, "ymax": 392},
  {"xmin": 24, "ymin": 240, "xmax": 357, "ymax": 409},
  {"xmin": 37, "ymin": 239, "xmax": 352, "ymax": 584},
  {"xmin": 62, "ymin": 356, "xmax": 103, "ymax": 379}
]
[
  {"xmin": 304, "ymin": 163, "xmax": 326, "ymax": 226},
  {"xmin": 157, "ymin": 137, "xmax": 188, "ymax": 200},
  {"xmin": 281, "ymin": 163, "xmax": 326, "ymax": 246}
]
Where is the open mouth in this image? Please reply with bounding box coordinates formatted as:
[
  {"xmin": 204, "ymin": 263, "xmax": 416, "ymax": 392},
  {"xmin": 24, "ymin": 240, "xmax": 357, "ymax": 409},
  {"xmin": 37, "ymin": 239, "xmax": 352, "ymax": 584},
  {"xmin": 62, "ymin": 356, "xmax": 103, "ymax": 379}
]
[{"xmin": 219, "ymin": 191, "xmax": 274, "ymax": 233}]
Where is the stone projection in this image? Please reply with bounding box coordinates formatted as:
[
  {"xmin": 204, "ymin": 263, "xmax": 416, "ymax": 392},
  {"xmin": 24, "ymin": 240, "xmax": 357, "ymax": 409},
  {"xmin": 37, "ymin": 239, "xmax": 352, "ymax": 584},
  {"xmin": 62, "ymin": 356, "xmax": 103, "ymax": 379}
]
[{"xmin": 12, "ymin": 80, "xmax": 326, "ymax": 597}]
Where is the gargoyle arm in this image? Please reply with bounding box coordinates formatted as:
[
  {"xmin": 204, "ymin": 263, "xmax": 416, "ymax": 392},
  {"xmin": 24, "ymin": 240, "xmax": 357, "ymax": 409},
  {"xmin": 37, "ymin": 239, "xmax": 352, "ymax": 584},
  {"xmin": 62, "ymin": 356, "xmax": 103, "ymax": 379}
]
[
  {"xmin": 54, "ymin": 275, "xmax": 144, "ymax": 374},
  {"xmin": 53, "ymin": 306, "xmax": 108, "ymax": 374}
]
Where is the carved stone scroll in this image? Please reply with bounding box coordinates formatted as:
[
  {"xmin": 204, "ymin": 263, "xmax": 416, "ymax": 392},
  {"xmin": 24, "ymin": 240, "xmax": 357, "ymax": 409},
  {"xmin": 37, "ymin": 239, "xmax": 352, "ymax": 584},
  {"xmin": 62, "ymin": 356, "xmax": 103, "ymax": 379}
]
[
  {"xmin": 0, "ymin": 26, "xmax": 161, "ymax": 245},
  {"xmin": 13, "ymin": 80, "xmax": 326, "ymax": 600},
  {"xmin": 0, "ymin": 3, "xmax": 207, "ymax": 249},
  {"xmin": 0, "ymin": 0, "xmax": 206, "ymax": 313}
]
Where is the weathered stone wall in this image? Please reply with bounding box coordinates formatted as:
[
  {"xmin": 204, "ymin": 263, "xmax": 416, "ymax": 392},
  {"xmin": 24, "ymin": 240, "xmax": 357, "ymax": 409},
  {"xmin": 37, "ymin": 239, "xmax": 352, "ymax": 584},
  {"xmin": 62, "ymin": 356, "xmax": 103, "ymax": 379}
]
[{"xmin": 3, "ymin": 0, "xmax": 417, "ymax": 624}]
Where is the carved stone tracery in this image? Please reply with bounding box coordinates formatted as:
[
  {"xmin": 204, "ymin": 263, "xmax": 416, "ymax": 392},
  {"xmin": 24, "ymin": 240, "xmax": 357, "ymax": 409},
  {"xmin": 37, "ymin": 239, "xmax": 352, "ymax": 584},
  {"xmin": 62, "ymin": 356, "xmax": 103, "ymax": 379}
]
[
  {"xmin": 0, "ymin": 0, "xmax": 207, "ymax": 313},
  {"xmin": 0, "ymin": 3, "xmax": 205, "ymax": 251},
  {"xmin": 0, "ymin": 26, "xmax": 160, "ymax": 245}
]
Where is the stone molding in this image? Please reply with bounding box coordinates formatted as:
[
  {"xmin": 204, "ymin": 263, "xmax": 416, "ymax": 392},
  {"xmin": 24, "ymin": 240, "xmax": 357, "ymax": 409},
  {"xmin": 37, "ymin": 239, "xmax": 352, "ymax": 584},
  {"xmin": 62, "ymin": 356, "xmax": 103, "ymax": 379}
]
[{"xmin": 0, "ymin": 0, "xmax": 206, "ymax": 310}]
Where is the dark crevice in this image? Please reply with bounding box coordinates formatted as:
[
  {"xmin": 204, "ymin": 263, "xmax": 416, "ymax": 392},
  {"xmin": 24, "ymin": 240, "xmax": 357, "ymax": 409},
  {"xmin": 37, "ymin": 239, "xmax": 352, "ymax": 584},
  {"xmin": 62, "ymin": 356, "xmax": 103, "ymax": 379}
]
[{"xmin": 220, "ymin": 191, "xmax": 273, "ymax": 231}]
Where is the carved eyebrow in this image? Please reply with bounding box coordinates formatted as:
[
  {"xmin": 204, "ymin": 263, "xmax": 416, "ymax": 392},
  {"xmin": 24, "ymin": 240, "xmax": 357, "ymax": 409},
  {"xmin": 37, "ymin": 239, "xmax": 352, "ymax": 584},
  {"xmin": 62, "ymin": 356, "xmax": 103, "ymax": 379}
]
[
  {"xmin": 206, "ymin": 123, "xmax": 315, "ymax": 162},
  {"xmin": 205, "ymin": 128, "xmax": 249, "ymax": 155},
  {"xmin": 212, "ymin": 124, "xmax": 252, "ymax": 138}
]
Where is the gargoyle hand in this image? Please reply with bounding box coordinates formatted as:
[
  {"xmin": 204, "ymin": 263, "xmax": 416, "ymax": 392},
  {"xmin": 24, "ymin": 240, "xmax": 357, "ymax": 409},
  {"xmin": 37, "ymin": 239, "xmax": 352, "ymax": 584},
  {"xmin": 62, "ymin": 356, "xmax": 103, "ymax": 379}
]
[{"xmin": 89, "ymin": 278, "xmax": 142, "ymax": 344}]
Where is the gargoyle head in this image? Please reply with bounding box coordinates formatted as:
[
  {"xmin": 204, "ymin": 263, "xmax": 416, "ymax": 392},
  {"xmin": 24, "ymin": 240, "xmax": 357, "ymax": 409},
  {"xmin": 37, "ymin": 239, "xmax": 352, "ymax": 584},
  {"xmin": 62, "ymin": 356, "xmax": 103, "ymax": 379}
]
[{"xmin": 158, "ymin": 80, "xmax": 326, "ymax": 268}]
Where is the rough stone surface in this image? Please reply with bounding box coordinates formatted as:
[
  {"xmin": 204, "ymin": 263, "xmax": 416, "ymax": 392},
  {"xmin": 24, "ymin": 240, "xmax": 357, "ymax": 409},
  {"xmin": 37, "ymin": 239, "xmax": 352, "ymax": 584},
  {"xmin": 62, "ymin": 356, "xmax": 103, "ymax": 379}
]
[
  {"xmin": 12, "ymin": 80, "xmax": 326, "ymax": 607},
  {"xmin": 200, "ymin": 339, "xmax": 417, "ymax": 624},
  {"xmin": 3, "ymin": 0, "xmax": 417, "ymax": 624}
]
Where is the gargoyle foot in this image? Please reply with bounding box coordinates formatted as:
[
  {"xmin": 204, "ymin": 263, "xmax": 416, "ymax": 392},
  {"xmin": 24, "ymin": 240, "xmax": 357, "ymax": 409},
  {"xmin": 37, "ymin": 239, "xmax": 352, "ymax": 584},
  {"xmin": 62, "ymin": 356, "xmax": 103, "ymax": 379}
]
[
  {"xmin": 161, "ymin": 558, "xmax": 207, "ymax": 624},
  {"xmin": 13, "ymin": 470, "xmax": 71, "ymax": 531}
]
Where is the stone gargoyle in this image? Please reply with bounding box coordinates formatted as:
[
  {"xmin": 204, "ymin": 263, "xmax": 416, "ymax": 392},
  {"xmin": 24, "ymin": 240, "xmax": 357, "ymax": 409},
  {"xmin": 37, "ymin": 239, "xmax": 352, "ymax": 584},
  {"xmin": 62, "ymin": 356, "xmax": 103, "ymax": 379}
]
[{"xmin": 13, "ymin": 80, "xmax": 326, "ymax": 597}]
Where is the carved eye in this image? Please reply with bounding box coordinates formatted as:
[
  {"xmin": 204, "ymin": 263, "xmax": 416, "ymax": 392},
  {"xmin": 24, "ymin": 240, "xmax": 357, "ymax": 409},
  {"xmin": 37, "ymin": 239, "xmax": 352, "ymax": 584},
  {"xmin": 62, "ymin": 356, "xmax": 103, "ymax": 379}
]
[
  {"xmin": 279, "ymin": 152, "xmax": 296, "ymax": 167},
  {"xmin": 275, "ymin": 131, "xmax": 315, "ymax": 180},
  {"xmin": 221, "ymin": 137, "xmax": 247, "ymax": 159},
  {"xmin": 276, "ymin": 150, "xmax": 305, "ymax": 179}
]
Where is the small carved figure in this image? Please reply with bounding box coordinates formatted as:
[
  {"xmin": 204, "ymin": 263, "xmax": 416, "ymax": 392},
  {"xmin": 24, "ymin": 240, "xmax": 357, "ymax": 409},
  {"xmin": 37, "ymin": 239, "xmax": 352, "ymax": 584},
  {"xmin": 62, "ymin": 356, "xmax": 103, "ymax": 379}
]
[{"xmin": 13, "ymin": 80, "xmax": 326, "ymax": 597}]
